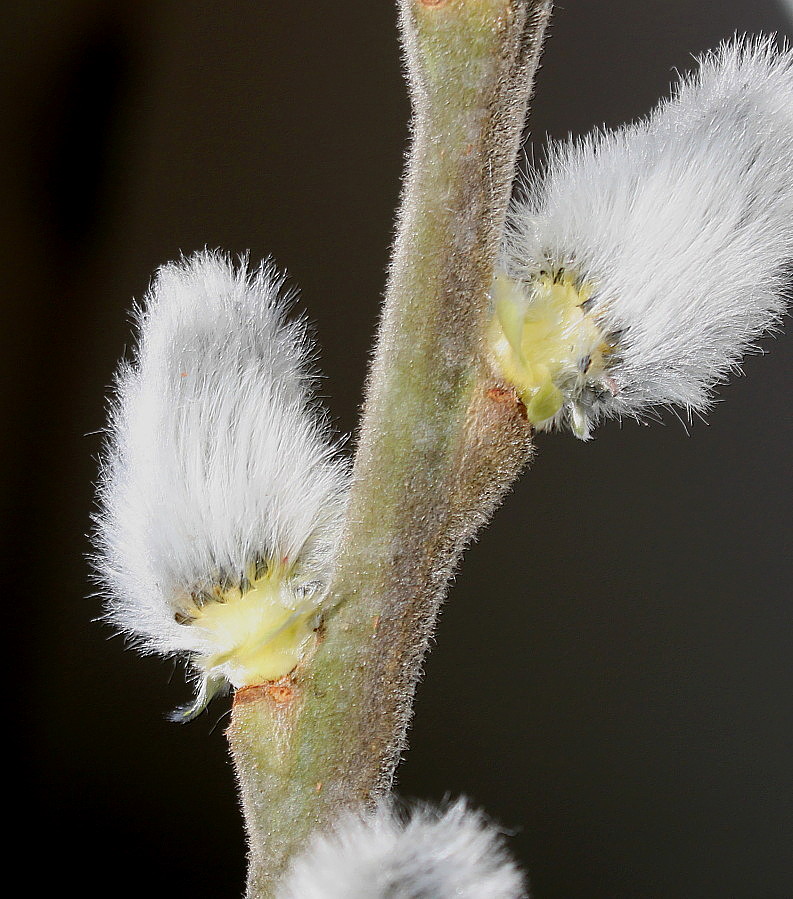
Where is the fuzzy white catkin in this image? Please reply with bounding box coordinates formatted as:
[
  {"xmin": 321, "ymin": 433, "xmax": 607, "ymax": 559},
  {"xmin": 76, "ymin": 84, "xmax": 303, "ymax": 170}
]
[
  {"xmin": 94, "ymin": 251, "xmax": 349, "ymax": 665},
  {"xmin": 277, "ymin": 799, "xmax": 527, "ymax": 899},
  {"xmin": 502, "ymin": 37, "xmax": 793, "ymax": 435}
]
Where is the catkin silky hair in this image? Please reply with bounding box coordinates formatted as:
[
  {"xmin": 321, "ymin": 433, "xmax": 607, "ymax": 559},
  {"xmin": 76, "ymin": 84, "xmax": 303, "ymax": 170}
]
[
  {"xmin": 94, "ymin": 251, "xmax": 349, "ymax": 716},
  {"xmin": 277, "ymin": 799, "xmax": 527, "ymax": 899},
  {"xmin": 491, "ymin": 38, "xmax": 793, "ymax": 438}
]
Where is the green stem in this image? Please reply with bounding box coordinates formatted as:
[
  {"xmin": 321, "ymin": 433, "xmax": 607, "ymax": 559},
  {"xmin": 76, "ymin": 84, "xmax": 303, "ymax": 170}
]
[{"xmin": 228, "ymin": 1, "xmax": 551, "ymax": 894}]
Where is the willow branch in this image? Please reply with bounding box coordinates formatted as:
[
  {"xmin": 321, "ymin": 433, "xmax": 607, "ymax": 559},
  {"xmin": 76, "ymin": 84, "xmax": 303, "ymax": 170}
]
[{"xmin": 228, "ymin": 2, "xmax": 552, "ymax": 894}]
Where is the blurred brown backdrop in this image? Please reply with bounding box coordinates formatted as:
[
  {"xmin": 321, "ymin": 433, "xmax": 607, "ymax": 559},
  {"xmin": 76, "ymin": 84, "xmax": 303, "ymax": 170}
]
[{"xmin": 3, "ymin": 2, "xmax": 792, "ymax": 896}]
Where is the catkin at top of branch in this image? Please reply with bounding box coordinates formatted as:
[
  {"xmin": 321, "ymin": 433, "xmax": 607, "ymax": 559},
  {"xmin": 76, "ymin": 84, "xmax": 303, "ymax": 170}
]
[{"xmin": 492, "ymin": 37, "xmax": 793, "ymax": 439}]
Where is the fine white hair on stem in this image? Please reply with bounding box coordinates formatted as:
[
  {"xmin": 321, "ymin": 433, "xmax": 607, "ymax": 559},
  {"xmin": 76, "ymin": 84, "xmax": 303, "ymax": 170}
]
[
  {"xmin": 94, "ymin": 251, "xmax": 349, "ymax": 711},
  {"xmin": 277, "ymin": 798, "xmax": 528, "ymax": 899},
  {"xmin": 497, "ymin": 37, "xmax": 793, "ymax": 439}
]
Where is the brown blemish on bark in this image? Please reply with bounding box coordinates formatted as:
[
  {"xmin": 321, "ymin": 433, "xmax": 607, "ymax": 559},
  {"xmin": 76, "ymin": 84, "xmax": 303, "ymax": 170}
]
[
  {"xmin": 234, "ymin": 675, "xmax": 297, "ymax": 708},
  {"xmin": 420, "ymin": 0, "xmax": 450, "ymax": 7},
  {"xmin": 486, "ymin": 384, "xmax": 528, "ymax": 420},
  {"xmin": 485, "ymin": 385, "xmax": 511, "ymax": 403}
]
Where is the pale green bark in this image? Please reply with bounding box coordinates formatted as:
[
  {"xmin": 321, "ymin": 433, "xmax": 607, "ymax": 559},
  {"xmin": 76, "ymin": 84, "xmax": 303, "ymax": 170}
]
[{"xmin": 228, "ymin": 2, "xmax": 552, "ymax": 894}]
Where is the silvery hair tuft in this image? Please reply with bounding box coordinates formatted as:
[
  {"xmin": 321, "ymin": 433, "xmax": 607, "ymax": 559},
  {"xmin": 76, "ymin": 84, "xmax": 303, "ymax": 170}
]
[
  {"xmin": 93, "ymin": 251, "xmax": 349, "ymax": 663},
  {"xmin": 503, "ymin": 37, "xmax": 793, "ymax": 434},
  {"xmin": 277, "ymin": 798, "xmax": 527, "ymax": 899}
]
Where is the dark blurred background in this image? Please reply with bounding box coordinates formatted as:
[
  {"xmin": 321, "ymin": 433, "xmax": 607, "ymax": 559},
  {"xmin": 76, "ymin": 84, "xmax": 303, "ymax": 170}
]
[{"xmin": 4, "ymin": 2, "xmax": 793, "ymax": 896}]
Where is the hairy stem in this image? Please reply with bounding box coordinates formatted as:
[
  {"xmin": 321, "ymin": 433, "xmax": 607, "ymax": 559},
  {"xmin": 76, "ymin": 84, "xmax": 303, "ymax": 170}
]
[{"xmin": 228, "ymin": 1, "xmax": 551, "ymax": 894}]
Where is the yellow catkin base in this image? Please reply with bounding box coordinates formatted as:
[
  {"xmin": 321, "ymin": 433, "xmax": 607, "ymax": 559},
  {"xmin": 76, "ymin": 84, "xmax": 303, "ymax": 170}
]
[
  {"xmin": 488, "ymin": 270, "xmax": 612, "ymax": 437},
  {"xmin": 190, "ymin": 566, "xmax": 317, "ymax": 687}
]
